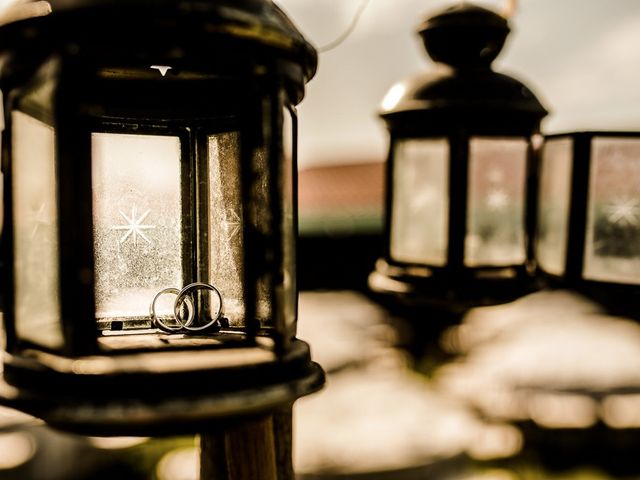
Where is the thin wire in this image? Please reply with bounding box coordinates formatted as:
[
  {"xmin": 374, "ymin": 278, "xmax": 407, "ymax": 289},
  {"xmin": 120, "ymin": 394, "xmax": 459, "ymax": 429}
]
[
  {"xmin": 502, "ymin": 0, "xmax": 518, "ymax": 18},
  {"xmin": 462, "ymin": 0, "xmax": 517, "ymax": 18},
  {"xmin": 318, "ymin": 0, "xmax": 371, "ymax": 53}
]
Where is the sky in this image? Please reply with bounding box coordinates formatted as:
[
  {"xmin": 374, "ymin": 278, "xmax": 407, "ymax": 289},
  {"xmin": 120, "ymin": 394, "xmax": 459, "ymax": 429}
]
[{"xmin": 275, "ymin": 0, "xmax": 640, "ymax": 167}]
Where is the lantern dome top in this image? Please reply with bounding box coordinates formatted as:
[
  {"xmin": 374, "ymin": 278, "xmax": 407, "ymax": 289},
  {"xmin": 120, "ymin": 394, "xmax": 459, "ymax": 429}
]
[
  {"xmin": 380, "ymin": 3, "xmax": 547, "ymax": 135},
  {"xmin": 0, "ymin": 0, "xmax": 317, "ymax": 91},
  {"xmin": 418, "ymin": 3, "xmax": 509, "ymax": 68}
]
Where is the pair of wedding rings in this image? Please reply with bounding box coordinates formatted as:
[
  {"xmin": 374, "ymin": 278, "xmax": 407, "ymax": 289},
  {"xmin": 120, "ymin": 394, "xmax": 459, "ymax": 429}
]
[{"xmin": 149, "ymin": 282, "xmax": 224, "ymax": 333}]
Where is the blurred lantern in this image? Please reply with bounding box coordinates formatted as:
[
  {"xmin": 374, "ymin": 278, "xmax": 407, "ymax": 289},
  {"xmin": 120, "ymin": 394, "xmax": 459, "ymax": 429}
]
[
  {"xmin": 369, "ymin": 4, "xmax": 548, "ymax": 312},
  {"xmin": 0, "ymin": 0, "xmax": 323, "ymax": 435},
  {"xmin": 537, "ymin": 132, "xmax": 640, "ymax": 313}
]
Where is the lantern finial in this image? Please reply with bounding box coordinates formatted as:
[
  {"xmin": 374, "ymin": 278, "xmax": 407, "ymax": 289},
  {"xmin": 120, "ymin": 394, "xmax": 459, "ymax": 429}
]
[{"xmin": 418, "ymin": 3, "xmax": 510, "ymax": 69}]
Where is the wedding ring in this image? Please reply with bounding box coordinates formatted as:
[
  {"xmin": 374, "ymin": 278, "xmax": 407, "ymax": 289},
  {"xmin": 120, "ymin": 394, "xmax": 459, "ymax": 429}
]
[
  {"xmin": 174, "ymin": 282, "xmax": 225, "ymax": 332},
  {"xmin": 150, "ymin": 287, "xmax": 194, "ymax": 333}
]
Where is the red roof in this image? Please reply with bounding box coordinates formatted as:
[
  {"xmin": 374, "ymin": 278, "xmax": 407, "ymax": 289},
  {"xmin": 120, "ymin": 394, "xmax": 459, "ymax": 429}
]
[
  {"xmin": 299, "ymin": 161, "xmax": 384, "ymax": 213},
  {"xmin": 298, "ymin": 161, "xmax": 385, "ymax": 235}
]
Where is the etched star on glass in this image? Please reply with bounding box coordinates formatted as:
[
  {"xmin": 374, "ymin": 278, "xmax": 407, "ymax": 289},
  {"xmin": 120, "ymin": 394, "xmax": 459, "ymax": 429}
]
[
  {"xmin": 112, "ymin": 205, "xmax": 156, "ymax": 246},
  {"xmin": 603, "ymin": 199, "xmax": 640, "ymax": 226},
  {"xmin": 486, "ymin": 189, "xmax": 510, "ymax": 210},
  {"xmin": 222, "ymin": 209, "xmax": 242, "ymax": 240}
]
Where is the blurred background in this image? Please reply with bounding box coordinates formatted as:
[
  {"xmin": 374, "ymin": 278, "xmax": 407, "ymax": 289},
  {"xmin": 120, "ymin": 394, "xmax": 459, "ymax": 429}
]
[
  {"xmin": 289, "ymin": 0, "xmax": 640, "ymax": 292},
  {"xmin": 4, "ymin": 0, "xmax": 640, "ymax": 479},
  {"xmin": 281, "ymin": 0, "xmax": 640, "ymax": 168}
]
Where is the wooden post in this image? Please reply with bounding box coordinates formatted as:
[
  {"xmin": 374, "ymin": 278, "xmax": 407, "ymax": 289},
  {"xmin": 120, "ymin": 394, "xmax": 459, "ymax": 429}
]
[
  {"xmin": 272, "ymin": 405, "xmax": 294, "ymax": 480},
  {"xmin": 200, "ymin": 415, "xmax": 278, "ymax": 480},
  {"xmin": 200, "ymin": 431, "xmax": 229, "ymax": 480}
]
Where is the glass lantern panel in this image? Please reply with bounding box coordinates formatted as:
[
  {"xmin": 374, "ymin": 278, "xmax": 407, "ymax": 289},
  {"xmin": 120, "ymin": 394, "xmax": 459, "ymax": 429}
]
[
  {"xmin": 584, "ymin": 137, "xmax": 640, "ymax": 284},
  {"xmin": 390, "ymin": 138, "xmax": 449, "ymax": 266},
  {"xmin": 253, "ymin": 145, "xmax": 274, "ymax": 327},
  {"xmin": 536, "ymin": 138, "xmax": 573, "ymax": 276},
  {"xmin": 11, "ymin": 111, "xmax": 64, "ymax": 349},
  {"xmin": 465, "ymin": 137, "xmax": 528, "ymax": 267},
  {"xmin": 208, "ymin": 132, "xmax": 245, "ymax": 328},
  {"xmin": 281, "ymin": 107, "xmax": 297, "ymax": 335},
  {"xmin": 92, "ymin": 133, "xmax": 184, "ymax": 322}
]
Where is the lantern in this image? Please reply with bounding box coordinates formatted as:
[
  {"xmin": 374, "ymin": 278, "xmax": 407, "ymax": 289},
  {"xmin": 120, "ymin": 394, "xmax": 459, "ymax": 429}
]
[
  {"xmin": 369, "ymin": 4, "xmax": 548, "ymax": 311},
  {"xmin": 0, "ymin": 0, "xmax": 323, "ymax": 435},
  {"xmin": 537, "ymin": 132, "xmax": 640, "ymax": 313}
]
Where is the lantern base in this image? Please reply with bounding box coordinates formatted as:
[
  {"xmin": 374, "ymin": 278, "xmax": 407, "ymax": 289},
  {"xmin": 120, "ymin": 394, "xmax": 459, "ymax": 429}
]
[
  {"xmin": 0, "ymin": 338, "xmax": 324, "ymax": 436},
  {"xmin": 369, "ymin": 258, "xmax": 538, "ymax": 314}
]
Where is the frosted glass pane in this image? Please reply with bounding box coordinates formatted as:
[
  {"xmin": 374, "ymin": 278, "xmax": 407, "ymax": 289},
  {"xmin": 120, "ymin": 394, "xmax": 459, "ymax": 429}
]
[
  {"xmin": 209, "ymin": 132, "xmax": 245, "ymax": 328},
  {"xmin": 282, "ymin": 107, "xmax": 296, "ymax": 333},
  {"xmin": 253, "ymin": 146, "xmax": 273, "ymax": 326},
  {"xmin": 584, "ymin": 137, "xmax": 640, "ymax": 283},
  {"xmin": 536, "ymin": 138, "xmax": 573, "ymax": 275},
  {"xmin": 466, "ymin": 137, "xmax": 528, "ymax": 266},
  {"xmin": 12, "ymin": 111, "xmax": 63, "ymax": 349},
  {"xmin": 390, "ymin": 138, "xmax": 449, "ymax": 265},
  {"xmin": 92, "ymin": 133, "xmax": 183, "ymax": 320}
]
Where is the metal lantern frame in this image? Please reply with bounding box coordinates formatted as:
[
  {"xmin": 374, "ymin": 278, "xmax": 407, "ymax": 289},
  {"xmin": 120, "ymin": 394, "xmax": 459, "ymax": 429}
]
[
  {"xmin": 0, "ymin": 0, "xmax": 323, "ymax": 435},
  {"xmin": 369, "ymin": 4, "xmax": 548, "ymax": 312},
  {"xmin": 537, "ymin": 131, "xmax": 640, "ymax": 314}
]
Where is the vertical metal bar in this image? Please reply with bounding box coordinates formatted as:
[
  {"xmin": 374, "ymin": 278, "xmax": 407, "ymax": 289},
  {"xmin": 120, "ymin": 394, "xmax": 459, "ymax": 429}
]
[
  {"xmin": 286, "ymin": 105, "xmax": 299, "ymax": 344},
  {"xmin": 525, "ymin": 134, "xmax": 539, "ymax": 270},
  {"xmin": 240, "ymin": 90, "xmax": 260, "ymax": 345},
  {"xmin": 1, "ymin": 87, "xmax": 17, "ymax": 352},
  {"xmin": 188, "ymin": 127, "xmax": 212, "ymax": 322},
  {"xmin": 565, "ymin": 133, "xmax": 591, "ymax": 282},
  {"xmin": 185, "ymin": 128, "xmax": 198, "ymax": 287},
  {"xmin": 447, "ymin": 132, "xmax": 469, "ymax": 274},
  {"xmin": 55, "ymin": 58, "xmax": 97, "ymax": 356},
  {"xmin": 383, "ymin": 135, "xmax": 395, "ymax": 262},
  {"xmin": 269, "ymin": 87, "xmax": 286, "ymax": 354}
]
